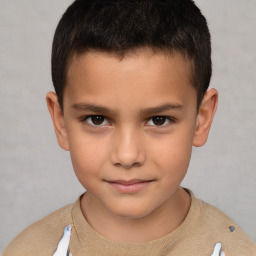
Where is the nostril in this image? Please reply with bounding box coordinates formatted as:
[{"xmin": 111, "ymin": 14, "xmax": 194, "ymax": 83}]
[
  {"xmin": 110, "ymin": 132, "xmax": 146, "ymax": 168},
  {"xmin": 114, "ymin": 160, "xmax": 141, "ymax": 169}
]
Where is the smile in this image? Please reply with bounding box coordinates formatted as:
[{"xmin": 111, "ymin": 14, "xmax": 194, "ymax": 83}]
[{"xmin": 106, "ymin": 179, "xmax": 153, "ymax": 194}]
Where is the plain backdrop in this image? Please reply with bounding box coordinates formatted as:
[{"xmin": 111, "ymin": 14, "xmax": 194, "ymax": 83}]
[{"xmin": 0, "ymin": 0, "xmax": 256, "ymax": 253}]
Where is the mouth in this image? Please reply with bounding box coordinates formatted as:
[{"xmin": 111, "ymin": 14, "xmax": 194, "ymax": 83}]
[{"xmin": 105, "ymin": 179, "xmax": 154, "ymax": 194}]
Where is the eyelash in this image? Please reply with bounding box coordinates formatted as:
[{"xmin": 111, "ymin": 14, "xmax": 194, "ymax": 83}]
[
  {"xmin": 146, "ymin": 116, "xmax": 176, "ymax": 127},
  {"xmin": 80, "ymin": 115, "xmax": 176, "ymax": 127},
  {"xmin": 80, "ymin": 115, "xmax": 110, "ymax": 126}
]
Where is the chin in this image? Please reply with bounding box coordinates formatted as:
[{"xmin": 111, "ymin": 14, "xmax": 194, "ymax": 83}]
[{"xmin": 109, "ymin": 203, "xmax": 154, "ymax": 220}]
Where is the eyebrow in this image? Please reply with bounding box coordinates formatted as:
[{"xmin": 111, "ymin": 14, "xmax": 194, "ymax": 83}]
[
  {"xmin": 138, "ymin": 103, "xmax": 184, "ymax": 116},
  {"xmin": 71, "ymin": 103, "xmax": 184, "ymax": 116},
  {"xmin": 72, "ymin": 103, "xmax": 115, "ymax": 115}
]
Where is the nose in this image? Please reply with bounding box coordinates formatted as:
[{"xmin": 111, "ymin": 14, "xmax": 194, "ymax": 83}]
[{"xmin": 110, "ymin": 127, "xmax": 145, "ymax": 169}]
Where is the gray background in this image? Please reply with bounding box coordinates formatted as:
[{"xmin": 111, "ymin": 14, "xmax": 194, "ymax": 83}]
[{"xmin": 0, "ymin": 0, "xmax": 256, "ymax": 253}]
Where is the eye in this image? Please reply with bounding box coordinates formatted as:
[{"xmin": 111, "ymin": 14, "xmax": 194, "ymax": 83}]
[
  {"xmin": 147, "ymin": 116, "xmax": 174, "ymax": 126},
  {"xmin": 82, "ymin": 115, "xmax": 110, "ymax": 126}
]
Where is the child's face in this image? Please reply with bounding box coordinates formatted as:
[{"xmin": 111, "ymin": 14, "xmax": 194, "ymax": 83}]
[{"xmin": 48, "ymin": 50, "xmax": 216, "ymax": 219}]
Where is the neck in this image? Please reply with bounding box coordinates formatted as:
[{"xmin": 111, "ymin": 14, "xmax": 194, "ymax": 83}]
[{"xmin": 80, "ymin": 187, "xmax": 191, "ymax": 243}]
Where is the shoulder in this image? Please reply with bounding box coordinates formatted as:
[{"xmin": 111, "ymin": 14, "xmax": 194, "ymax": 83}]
[
  {"xmin": 192, "ymin": 197, "xmax": 256, "ymax": 255},
  {"xmin": 2, "ymin": 203, "xmax": 74, "ymax": 256}
]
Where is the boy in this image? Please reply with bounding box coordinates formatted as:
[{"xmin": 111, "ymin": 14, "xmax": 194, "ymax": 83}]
[{"xmin": 3, "ymin": 0, "xmax": 256, "ymax": 255}]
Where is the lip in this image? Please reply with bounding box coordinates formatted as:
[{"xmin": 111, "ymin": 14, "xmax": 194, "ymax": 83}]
[{"xmin": 106, "ymin": 179, "xmax": 153, "ymax": 193}]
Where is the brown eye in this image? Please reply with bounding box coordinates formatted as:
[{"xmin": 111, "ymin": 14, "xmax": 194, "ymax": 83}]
[
  {"xmin": 83, "ymin": 115, "xmax": 109, "ymax": 126},
  {"xmin": 152, "ymin": 116, "xmax": 167, "ymax": 126},
  {"xmin": 90, "ymin": 115, "xmax": 105, "ymax": 125}
]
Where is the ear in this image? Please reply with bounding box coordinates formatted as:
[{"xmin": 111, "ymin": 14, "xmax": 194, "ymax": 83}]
[
  {"xmin": 193, "ymin": 88, "xmax": 218, "ymax": 147},
  {"xmin": 46, "ymin": 92, "xmax": 69, "ymax": 151}
]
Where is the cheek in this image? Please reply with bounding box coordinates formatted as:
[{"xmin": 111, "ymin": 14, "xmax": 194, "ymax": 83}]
[
  {"xmin": 67, "ymin": 131, "xmax": 107, "ymax": 185},
  {"xmin": 156, "ymin": 144, "xmax": 192, "ymax": 196},
  {"xmin": 151, "ymin": 128, "xmax": 194, "ymax": 178}
]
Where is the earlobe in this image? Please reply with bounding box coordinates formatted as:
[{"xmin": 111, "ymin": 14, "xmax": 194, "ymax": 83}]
[
  {"xmin": 193, "ymin": 88, "xmax": 218, "ymax": 147},
  {"xmin": 46, "ymin": 92, "xmax": 69, "ymax": 151}
]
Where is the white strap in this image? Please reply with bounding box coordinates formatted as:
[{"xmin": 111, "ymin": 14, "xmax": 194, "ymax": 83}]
[
  {"xmin": 53, "ymin": 225, "xmax": 72, "ymax": 256},
  {"xmin": 211, "ymin": 242, "xmax": 226, "ymax": 256}
]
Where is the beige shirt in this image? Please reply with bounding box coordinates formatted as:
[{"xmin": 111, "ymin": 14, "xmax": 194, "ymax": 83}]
[{"xmin": 3, "ymin": 192, "xmax": 256, "ymax": 256}]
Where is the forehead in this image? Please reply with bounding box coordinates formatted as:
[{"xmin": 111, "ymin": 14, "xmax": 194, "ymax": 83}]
[{"xmin": 64, "ymin": 49, "xmax": 196, "ymax": 111}]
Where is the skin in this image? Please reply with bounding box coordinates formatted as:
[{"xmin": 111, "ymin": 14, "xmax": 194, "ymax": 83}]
[{"xmin": 47, "ymin": 49, "xmax": 218, "ymax": 243}]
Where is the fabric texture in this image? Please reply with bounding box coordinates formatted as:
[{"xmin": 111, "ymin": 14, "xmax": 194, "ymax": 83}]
[{"xmin": 3, "ymin": 191, "xmax": 256, "ymax": 256}]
